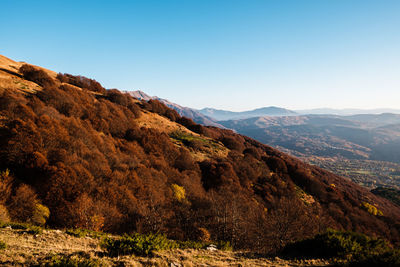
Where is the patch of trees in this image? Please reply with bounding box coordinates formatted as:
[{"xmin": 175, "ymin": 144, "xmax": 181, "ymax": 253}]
[
  {"xmin": 20, "ymin": 64, "xmax": 56, "ymax": 88},
  {"xmin": 56, "ymin": 72, "xmax": 105, "ymax": 94}
]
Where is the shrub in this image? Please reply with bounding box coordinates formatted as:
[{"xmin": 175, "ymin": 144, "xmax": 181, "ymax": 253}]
[
  {"xmin": 220, "ymin": 136, "xmax": 244, "ymax": 152},
  {"xmin": 196, "ymin": 227, "xmax": 211, "ymax": 242},
  {"xmin": 171, "ymin": 184, "xmax": 186, "ymax": 202},
  {"xmin": 0, "ymin": 204, "xmax": 10, "ymax": 222},
  {"xmin": 66, "ymin": 228, "xmax": 88, "ymax": 238},
  {"xmin": 9, "ymin": 184, "xmax": 40, "ymax": 223},
  {"xmin": 243, "ymin": 147, "xmax": 262, "ymax": 160},
  {"xmin": 177, "ymin": 117, "xmax": 196, "ymax": 129},
  {"xmin": 106, "ymin": 89, "xmax": 129, "ymax": 106},
  {"xmin": 0, "ymin": 169, "xmax": 13, "ymax": 204},
  {"xmin": 32, "ymin": 204, "xmax": 50, "ymax": 226},
  {"xmin": 101, "ymin": 233, "xmax": 177, "ymax": 257},
  {"xmin": 361, "ymin": 202, "xmax": 383, "ymax": 216},
  {"xmin": 57, "ymin": 73, "xmax": 105, "ymax": 94},
  {"xmin": 282, "ymin": 229, "xmax": 391, "ymax": 261},
  {"xmin": 19, "ymin": 64, "xmax": 56, "ymax": 88},
  {"xmin": 174, "ymin": 148, "xmax": 196, "ymax": 171},
  {"xmin": 175, "ymin": 240, "xmax": 207, "ymax": 250},
  {"xmin": 216, "ymin": 240, "xmax": 233, "ymax": 251},
  {"xmin": 345, "ymin": 249, "xmax": 400, "ymax": 267},
  {"xmin": 100, "ymin": 233, "xmax": 230, "ymax": 257}
]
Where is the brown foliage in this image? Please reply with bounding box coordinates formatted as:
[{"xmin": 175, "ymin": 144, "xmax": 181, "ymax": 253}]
[
  {"xmin": 0, "ymin": 170, "xmax": 13, "ymax": 204},
  {"xmin": 57, "ymin": 73, "xmax": 105, "ymax": 94},
  {"xmin": 143, "ymin": 99, "xmax": 180, "ymax": 121},
  {"xmin": 8, "ymin": 184, "xmax": 38, "ymax": 222},
  {"xmin": 0, "ymin": 69, "xmax": 399, "ymax": 252},
  {"xmin": 221, "ymin": 136, "xmax": 245, "ymax": 152},
  {"xmin": 19, "ymin": 64, "xmax": 56, "ymax": 88}
]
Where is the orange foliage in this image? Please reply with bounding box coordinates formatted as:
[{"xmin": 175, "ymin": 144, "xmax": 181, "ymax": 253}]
[{"xmin": 0, "ymin": 68, "xmax": 399, "ymax": 252}]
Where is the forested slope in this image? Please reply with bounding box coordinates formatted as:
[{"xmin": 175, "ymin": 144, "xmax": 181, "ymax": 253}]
[{"xmin": 0, "ymin": 55, "xmax": 399, "ymax": 252}]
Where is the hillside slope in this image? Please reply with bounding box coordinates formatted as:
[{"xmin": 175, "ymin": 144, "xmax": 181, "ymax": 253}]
[{"xmin": 0, "ymin": 55, "xmax": 400, "ymax": 253}]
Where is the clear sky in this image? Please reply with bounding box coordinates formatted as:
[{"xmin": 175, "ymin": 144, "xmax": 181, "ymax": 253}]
[{"xmin": 1, "ymin": 0, "xmax": 399, "ymax": 111}]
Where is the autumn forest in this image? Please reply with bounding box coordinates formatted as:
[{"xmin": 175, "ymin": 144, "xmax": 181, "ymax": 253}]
[{"xmin": 1, "ymin": 58, "xmax": 400, "ymax": 254}]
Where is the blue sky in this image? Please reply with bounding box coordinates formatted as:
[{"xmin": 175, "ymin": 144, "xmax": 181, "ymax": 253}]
[{"xmin": 1, "ymin": 0, "xmax": 399, "ymax": 111}]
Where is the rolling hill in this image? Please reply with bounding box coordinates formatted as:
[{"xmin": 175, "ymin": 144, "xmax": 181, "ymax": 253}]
[{"xmin": 1, "ymin": 54, "xmax": 400, "ymax": 254}]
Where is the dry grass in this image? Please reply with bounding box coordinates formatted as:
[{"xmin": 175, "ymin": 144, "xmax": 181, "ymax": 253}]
[
  {"xmin": 0, "ymin": 227, "xmax": 331, "ymax": 266},
  {"xmin": 0, "ymin": 55, "xmax": 20, "ymax": 71},
  {"xmin": 0, "ymin": 228, "xmax": 100, "ymax": 265},
  {"xmin": 135, "ymin": 112, "xmax": 230, "ymax": 160},
  {"xmin": 169, "ymin": 131, "xmax": 229, "ymax": 161},
  {"xmin": 0, "ymin": 54, "xmax": 60, "ymax": 95},
  {"xmin": 136, "ymin": 110, "xmax": 195, "ymax": 135},
  {"xmin": 0, "ymin": 55, "xmax": 41, "ymax": 94},
  {"xmin": 0, "ymin": 71, "xmax": 42, "ymax": 94}
]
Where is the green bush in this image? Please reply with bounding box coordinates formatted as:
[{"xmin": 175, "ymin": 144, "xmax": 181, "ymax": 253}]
[
  {"xmin": 35, "ymin": 253, "xmax": 104, "ymax": 267},
  {"xmin": 175, "ymin": 240, "xmax": 207, "ymax": 250},
  {"xmin": 32, "ymin": 204, "xmax": 50, "ymax": 226},
  {"xmin": 101, "ymin": 233, "xmax": 231, "ymax": 257},
  {"xmin": 216, "ymin": 240, "xmax": 233, "ymax": 251},
  {"xmin": 66, "ymin": 228, "xmax": 87, "ymax": 238},
  {"xmin": 282, "ymin": 229, "xmax": 391, "ymax": 261},
  {"xmin": 345, "ymin": 249, "xmax": 400, "ymax": 267},
  {"xmin": 101, "ymin": 233, "xmax": 177, "ymax": 257},
  {"xmin": 0, "ymin": 240, "xmax": 6, "ymax": 250}
]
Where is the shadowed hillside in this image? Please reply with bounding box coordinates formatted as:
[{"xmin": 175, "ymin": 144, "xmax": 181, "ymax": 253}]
[{"xmin": 1, "ymin": 55, "xmax": 400, "ymax": 254}]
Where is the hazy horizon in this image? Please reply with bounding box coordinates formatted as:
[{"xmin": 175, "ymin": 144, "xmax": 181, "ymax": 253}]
[
  {"xmin": 128, "ymin": 89, "xmax": 400, "ymax": 113},
  {"xmin": 2, "ymin": 0, "xmax": 399, "ymax": 111}
]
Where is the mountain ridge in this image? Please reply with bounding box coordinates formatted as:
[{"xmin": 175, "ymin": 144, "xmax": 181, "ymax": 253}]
[{"xmin": 199, "ymin": 106, "xmax": 297, "ymax": 121}]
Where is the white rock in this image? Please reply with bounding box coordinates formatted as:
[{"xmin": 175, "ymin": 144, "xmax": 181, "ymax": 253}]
[{"xmin": 206, "ymin": 244, "xmax": 218, "ymax": 251}]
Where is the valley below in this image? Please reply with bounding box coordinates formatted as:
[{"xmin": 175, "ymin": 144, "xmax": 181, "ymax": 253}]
[{"xmin": 215, "ymin": 114, "xmax": 400, "ymax": 192}]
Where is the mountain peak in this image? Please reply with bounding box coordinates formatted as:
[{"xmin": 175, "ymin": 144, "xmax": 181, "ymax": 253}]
[{"xmin": 126, "ymin": 90, "xmax": 153, "ymax": 101}]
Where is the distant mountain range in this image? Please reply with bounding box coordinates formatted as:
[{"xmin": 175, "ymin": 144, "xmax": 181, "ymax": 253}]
[
  {"xmin": 127, "ymin": 90, "xmax": 400, "ymax": 123},
  {"xmin": 295, "ymin": 108, "xmax": 400, "ymax": 116},
  {"xmin": 199, "ymin": 107, "xmax": 297, "ymax": 120}
]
